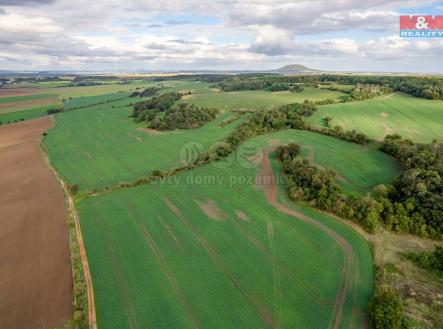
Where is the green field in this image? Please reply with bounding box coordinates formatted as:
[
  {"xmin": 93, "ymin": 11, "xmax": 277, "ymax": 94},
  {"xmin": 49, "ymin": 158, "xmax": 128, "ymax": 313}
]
[
  {"xmin": 44, "ymin": 96, "xmax": 241, "ymax": 191},
  {"xmin": 77, "ymin": 146, "xmax": 373, "ymax": 329},
  {"xmin": 186, "ymin": 87, "xmax": 345, "ymax": 110},
  {"xmin": 0, "ymin": 81, "xmax": 158, "ymax": 123},
  {"xmin": 308, "ymin": 93, "xmax": 443, "ymax": 143},
  {"xmin": 0, "ymin": 105, "xmax": 57, "ymax": 124},
  {"xmin": 45, "ymin": 92, "xmax": 399, "ymax": 193},
  {"xmin": 39, "ymin": 79, "xmax": 409, "ymax": 328},
  {"xmin": 63, "ymin": 91, "xmax": 129, "ymax": 110},
  {"xmin": 317, "ymin": 83, "xmax": 354, "ymax": 92},
  {"xmin": 251, "ymin": 130, "xmax": 400, "ymax": 194},
  {"xmin": 0, "ymin": 92, "xmax": 59, "ymax": 123},
  {"xmin": 0, "ymin": 93, "xmax": 57, "ymax": 104}
]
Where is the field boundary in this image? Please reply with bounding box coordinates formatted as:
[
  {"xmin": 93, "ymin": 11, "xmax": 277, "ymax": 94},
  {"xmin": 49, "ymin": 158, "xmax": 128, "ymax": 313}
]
[{"xmin": 41, "ymin": 136, "xmax": 97, "ymax": 329}]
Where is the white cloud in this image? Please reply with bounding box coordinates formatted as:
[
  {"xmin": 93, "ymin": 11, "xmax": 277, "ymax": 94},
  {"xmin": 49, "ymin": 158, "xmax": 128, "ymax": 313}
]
[
  {"xmin": 0, "ymin": 12, "xmax": 62, "ymax": 33},
  {"xmin": 249, "ymin": 25, "xmax": 294, "ymax": 55},
  {"xmin": 0, "ymin": 0, "xmax": 442, "ymax": 71}
]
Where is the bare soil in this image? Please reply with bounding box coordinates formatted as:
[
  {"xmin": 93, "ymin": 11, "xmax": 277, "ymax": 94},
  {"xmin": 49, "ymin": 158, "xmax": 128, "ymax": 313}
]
[
  {"xmin": 136, "ymin": 127, "xmax": 163, "ymax": 135},
  {"xmin": 0, "ymin": 88, "xmax": 42, "ymax": 98},
  {"xmin": 0, "ymin": 117, "xmax": 72, "ymax": 329},
  {"xmin": 235, "ymin": 210, "xmax": 251, "ymax": 222},
  {"xmin": 195, "ymin": 199, "xmax": 226, "ymax": 221},
  {"xmin": 0, "ymin": 97, "xmax": 58, "ymax": 114}
]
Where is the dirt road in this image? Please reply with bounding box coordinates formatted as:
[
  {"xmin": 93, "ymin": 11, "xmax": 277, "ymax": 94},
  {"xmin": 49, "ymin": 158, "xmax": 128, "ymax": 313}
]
[
  {"xmin": 259, "ymin": 151, "xmax": 356, "ymax": 329},
  {"xmin": 0, "ymin": 117, "xmax": 72, "ymax": 329}
]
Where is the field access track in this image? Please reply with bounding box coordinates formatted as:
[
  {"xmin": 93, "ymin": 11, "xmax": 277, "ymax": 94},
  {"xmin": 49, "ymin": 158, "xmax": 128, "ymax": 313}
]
[{"xmin": 0, "ymin": 117, "xmax": 72, "ymax": 329}]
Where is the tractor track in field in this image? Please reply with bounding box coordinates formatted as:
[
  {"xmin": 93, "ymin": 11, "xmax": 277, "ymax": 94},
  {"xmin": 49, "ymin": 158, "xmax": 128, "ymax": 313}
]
[
  {"xmin": 163, "ymin": 197, "xmax": 276, "ymax": 328},
  {"xmin": 231, "ymin": 191, "xmax": 345, "ymax": 272},
  {"xmin": 260, "ymin": 151, "xmax": 355, "ymax": 329},
  {"xmin": 267, "ymin": 222, "xmax": 283, "ymax": 328},
  {"xmin": 95, "ymin": 208, "xmax": 139, "ymax": 329},
  {"xmin": 229, "ymin": 218, "xmax": 336, "ymax": 305},
  {"xmin": 125, "ymin": 202, "xmax": 202, "ymax": 329},
  {"xmin": 156, "ymin": 215, "xmax": 182, "ymax": 249}
]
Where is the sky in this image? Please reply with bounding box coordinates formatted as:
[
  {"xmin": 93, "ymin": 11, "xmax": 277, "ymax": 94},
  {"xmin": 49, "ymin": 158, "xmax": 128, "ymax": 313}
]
[{"xmin": 0, "ymin": 0, "xmax": 443, "ymax": 73}]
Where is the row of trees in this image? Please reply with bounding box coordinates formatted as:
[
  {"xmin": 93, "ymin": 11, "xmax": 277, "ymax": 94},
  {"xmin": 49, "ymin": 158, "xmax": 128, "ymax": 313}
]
[
  {"xmin": 130, "ymin": 87, "xmax": 159, "ymax": 97},
  {"xmin": 309, "ymin": 125, "xmax": 370, "ymax": 144},
  {"xmin": 202, "ymin": 74, "xmax": 443, "ymax": 100},
  {"xmin": 216, "ymin": 77, "xmax": 305, "ymax": 93}
]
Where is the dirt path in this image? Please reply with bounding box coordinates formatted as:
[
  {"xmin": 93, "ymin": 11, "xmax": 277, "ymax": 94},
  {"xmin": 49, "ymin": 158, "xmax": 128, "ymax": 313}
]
[
  {"xmin": 0, "ymin": 117, "xmax": 72, "ymax": 329},
  {"xmin": 51, "ymin": 159, "xmax": 97, "ymax": 329},
  {"xmin": 260, "ymin": 151, "xmax": 356, "ymax": 329}
]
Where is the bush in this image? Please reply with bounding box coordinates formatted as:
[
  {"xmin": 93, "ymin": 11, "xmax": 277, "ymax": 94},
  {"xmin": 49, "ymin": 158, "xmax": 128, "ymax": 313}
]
[
  {"xmin": 68, "ymin": 184, "xmax": 79, "ymax": 195},
  {"xmin": 408, "ymin": 246, "xmax": 443, "ymax": 273},
  {"xmin": 47, "ymin": 108, "xmax": 62, "ymax": 114},
  {"xmin": 371, "ymin": 288, "xmax": 409, "ymax": 329},
  {"xmin": 276, "ymin": 143, "xmax": 300, "ymax": 161},
  {"xmin": 152, "ymin": 169, "xmax": 164, "ymax": 177}
]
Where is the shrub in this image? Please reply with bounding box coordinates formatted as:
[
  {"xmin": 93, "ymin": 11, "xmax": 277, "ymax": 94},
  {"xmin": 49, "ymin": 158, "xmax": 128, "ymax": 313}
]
[
  {"xmin": 68, "ymin": 184, "xmax": 79, "ymax": 195},
  {"xmin": 370, "ymin": 288, "xmax": 409, "ymax": 329}
]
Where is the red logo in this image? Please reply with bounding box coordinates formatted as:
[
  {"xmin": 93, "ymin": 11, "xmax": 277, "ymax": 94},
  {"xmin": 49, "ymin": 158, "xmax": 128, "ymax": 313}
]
[{"xmin": 400, "ymin": 15, "xmax": 443, "ymax": 30}]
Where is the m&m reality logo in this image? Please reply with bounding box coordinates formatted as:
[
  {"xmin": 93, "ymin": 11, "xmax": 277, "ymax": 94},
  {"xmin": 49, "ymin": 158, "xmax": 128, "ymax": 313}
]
[{"xmin": 400, "ymin": 15, "xmax": 443, "ymax": 37}]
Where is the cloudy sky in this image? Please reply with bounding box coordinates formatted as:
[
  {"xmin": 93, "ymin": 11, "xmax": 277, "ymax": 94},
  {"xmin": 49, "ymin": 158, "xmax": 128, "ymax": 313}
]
[{"xmin": 1, "ymin": 0, "xmax": 443, "ymax": 72}]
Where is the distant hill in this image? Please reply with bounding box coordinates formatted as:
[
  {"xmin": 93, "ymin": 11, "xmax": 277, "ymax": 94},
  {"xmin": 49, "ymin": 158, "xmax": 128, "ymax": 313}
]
[{"xmin": 273, "ymin": 64, "xmax": 321, "ymax": 74}]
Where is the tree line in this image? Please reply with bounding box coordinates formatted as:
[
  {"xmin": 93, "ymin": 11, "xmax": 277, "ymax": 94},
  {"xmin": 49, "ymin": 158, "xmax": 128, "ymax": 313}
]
[
  {"xmin": 378, "ymin": 135, "xmax": 443, "ymax": 237},
  {"xmin": 204, "ymin": 74, "xmax": 443, "ymax": 100},
  {"xmin": 216, "ymin": 77, "xmax": 305, "ymax": 93}
]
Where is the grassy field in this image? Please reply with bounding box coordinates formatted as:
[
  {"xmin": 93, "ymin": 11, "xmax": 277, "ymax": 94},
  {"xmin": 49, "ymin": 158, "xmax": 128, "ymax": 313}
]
[
  {"xmin": 2, "ymin": 80, "xmax": 153, "ymax": 99},
  {"xmin": 185, "ymin": 87, "xmax": 345, "ymax": 110},
  {"xmin": 77, "ymin": 145, "xmax": 373, "ymax": 329},
  {"xmin": 0, "ymin": 93, "xmax": 57, "ymax": 105},
  {"xmin": 45, "ymin": 91, "xmax": 399, "ymax": 193},
  {"xmin": 44, "ymin": 96, "xmax": 241, "ymax": 191},
  {"xmin": 63, "ymin": 91, "xmax": 129, "ymax": 110},
  {"xmin": 318, "ymin": 83, "xmax": 354, "ymax": 92},
  {"xmin": 39, "ymin": 78, "xmax": 403, "ymax": 328},
  {"xmin": 0, "ymin": 93, "xmax": 59, "ymax": 114},
  {"xmin": 0, "ymin": 81, "xmax": 159, "ymax": 124},
  {"xmin": 0, "ymin": 105, "xmax": 57, "ymax": 124},
  {"xmin": 308, "ymin": 93, "xmax": 443, "ymax": 143},
  {"xmin": 252, "ymin": 130, "xmax": 400, "ymax": 194}
]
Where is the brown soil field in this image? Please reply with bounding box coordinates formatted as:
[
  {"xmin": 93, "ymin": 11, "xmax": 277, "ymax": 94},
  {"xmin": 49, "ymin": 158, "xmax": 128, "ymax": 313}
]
[
  {"xmin": 0, "ymin": 97, "xmax": 59, "ymax": 114},
  {"xmin": 0, "ymin": 117, "xmax": 72, "ymax": 329},
  {"xmin": 0, "ymin": 88, "xmax": 42, "ymax": 97}
]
